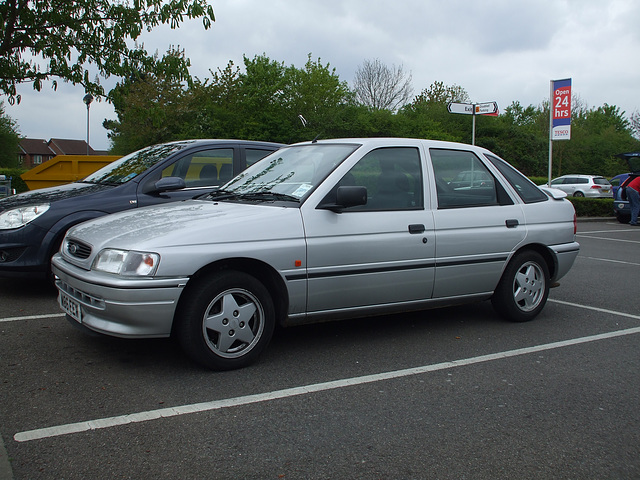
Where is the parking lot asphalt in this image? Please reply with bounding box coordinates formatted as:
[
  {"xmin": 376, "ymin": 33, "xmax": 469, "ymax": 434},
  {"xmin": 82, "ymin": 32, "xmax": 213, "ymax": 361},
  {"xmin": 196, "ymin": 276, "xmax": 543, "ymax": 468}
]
[{"xmin": 1, "ymin": 219, "xmax": 639, "ymax": 479}]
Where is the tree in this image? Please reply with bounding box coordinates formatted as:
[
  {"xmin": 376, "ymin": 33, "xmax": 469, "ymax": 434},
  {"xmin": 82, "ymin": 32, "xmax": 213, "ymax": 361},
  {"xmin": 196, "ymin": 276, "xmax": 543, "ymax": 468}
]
[
  {"xmin": 0, "ymin": 102, "xmax": 20, "ymax": 168},
  {"xmin": 631, "ymin": 110, "xmax": 640, "ymax": 140},
  {"xmin": 0, "ymin": 0, "xmax": 215, "ymax": 104},
  {"xmin": 399, "ymin": 81, "xmax": 471, "ymax": 142},
  {"xmin": 353, "ymin": 58, "xmax": 413, "ymax": 111}
]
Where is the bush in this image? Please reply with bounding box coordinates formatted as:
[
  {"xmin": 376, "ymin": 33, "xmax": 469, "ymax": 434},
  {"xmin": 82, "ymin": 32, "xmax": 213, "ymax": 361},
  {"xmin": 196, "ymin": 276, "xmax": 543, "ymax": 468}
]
[
  {"xmin": 566, "ymin": 197, "xmax": 614, "ymax": 217},
  {"xmin": 530, "ymin": 176, "xmax": 549, "ymax": 186},
  {"xmin": 0, "ymin": 168, "xmax": 28, "ymax": 193}
]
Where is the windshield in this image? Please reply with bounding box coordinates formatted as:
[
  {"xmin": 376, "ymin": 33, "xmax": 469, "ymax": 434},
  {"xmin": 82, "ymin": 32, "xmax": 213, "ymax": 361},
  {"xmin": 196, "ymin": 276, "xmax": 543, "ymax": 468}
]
[
  {"xmin": 83, "ymin": 142, "xmax": 190, "ymax": 185},
  {"xmin": 220, "ymin": 143, "xmax": 359, "ymax": 201}
]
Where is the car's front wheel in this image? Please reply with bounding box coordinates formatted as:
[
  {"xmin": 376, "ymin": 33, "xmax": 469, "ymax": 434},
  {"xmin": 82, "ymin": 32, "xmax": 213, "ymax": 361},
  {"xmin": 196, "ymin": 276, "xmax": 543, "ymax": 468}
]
[
  {"xmin": 491, "ymin": 251, "xmax": 550, "ymax": 322},
  {"xmin": 176, "ymin": 271, "xmax": 275, "ymax": 370}
]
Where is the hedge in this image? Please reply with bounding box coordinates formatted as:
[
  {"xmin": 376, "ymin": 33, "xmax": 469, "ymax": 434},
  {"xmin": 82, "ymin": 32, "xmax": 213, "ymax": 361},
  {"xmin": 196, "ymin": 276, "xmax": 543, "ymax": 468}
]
[{"xmin": 566, "ymin": 197, "xmax": 614, "ymax": 217}]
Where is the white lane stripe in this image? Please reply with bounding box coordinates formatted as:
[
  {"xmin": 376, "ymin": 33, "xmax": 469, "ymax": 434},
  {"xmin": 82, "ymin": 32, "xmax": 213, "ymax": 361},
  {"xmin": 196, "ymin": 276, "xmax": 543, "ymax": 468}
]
[
  {"xmin": 0, "ymin": 313, "xmax": 65, "ymax": 323},
  {"xmin": 548, "ymin": 299, "xmax": 640, "ymax": 320},
  {"xmin": 14, "ymin": 324, "xmax": 640, "ymax": 443},
  {"xmin": 577, "ymin": 234, "xmax": 640, "ymax": 244},
  {"xmin": 580, "ymin": 256, "xmax": 640, "ymax": 267}
]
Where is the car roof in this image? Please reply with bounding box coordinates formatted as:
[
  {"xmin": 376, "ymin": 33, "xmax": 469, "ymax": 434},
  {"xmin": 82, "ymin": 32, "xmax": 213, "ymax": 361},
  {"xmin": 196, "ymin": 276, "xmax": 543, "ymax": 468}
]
[
  {"xmin": 554, "ymin": 174, "xmax": 605, "ymax": 179},
  {"xmin": 160, "ymin": 139, "xmax": 285, "ymax": 148}
]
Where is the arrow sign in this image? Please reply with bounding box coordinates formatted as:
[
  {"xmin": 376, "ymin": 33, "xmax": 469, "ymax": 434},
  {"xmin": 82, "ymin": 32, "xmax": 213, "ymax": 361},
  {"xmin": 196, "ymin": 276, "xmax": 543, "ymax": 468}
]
[
  {"xmin": 447, "ymin": 102, "xmax": 474, "ymax": 115},
  {"xmin": 475, "ymin": 102, "xmax": 498, "ymax": 115}
]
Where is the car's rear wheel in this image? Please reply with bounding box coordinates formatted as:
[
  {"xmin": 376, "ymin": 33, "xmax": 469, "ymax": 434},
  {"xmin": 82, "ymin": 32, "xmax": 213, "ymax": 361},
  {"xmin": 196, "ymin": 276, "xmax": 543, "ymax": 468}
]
[
  {"xmin": 176, "ymin": 271, "xmax": 275, "ymax": 370},
  {"xmin": 491, "ymin": 251, "xmax": 549, "ymax": 322},
  {"xmin": 573, "ymin": 191, "xmax": 584, "ymax": 197},
  {"xmin": 616, "ymin": 213, "xmax": 631, "ymax": 224}
]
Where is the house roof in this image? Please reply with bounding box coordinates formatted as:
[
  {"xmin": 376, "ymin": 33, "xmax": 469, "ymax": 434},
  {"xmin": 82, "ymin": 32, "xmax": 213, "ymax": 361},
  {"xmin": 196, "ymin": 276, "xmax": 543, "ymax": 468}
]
[
  {"xmin": 19, "ymin": 138, "xmax": 56, "ymax": 156},
  {"xmin": 48, "ymin": 138, "xmax": 96, "ymax": 155}
]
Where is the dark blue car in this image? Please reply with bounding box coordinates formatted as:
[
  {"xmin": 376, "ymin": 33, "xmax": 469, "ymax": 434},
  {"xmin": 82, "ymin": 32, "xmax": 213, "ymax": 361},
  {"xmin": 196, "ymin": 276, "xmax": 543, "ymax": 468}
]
[
  {"xmin": 612, "ymin": 152, "xmax": 640, "ymax": 224},
  {"xmin": 0, "ymin": 139, "xmax": 283, "ymax": 278}
]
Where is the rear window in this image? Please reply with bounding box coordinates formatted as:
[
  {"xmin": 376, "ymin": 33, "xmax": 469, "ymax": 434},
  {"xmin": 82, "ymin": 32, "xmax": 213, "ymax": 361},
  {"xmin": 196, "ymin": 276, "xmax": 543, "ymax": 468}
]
[
  {"xmin": 484, "ymin": 154, "xmax": 548, "ymax": 203},
  {"xmin": 594, "ymin": 177, "xmax": 611, "ymax": 185}
]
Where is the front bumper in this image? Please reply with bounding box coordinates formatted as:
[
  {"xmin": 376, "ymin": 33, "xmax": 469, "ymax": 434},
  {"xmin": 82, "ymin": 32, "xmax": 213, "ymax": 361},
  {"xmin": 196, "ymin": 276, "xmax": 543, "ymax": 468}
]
[{"xmin": 52, "ymin": 253, "xmax": 189, "ymax": 338}]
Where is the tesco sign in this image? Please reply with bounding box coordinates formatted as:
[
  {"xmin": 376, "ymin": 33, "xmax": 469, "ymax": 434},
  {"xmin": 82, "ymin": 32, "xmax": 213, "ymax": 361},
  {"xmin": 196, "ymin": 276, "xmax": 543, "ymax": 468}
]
[{"xmin": 552, "ymin": 78, "xmax": 571, "ymax": 140}]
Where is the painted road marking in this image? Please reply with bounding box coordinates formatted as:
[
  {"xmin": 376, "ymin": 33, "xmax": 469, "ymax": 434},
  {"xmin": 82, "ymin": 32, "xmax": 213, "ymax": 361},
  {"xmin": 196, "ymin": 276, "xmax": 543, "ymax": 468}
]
[
  {"xmin": 0, "ymin": 313, "xmax": 65, "ymax": 323},
  {"xmin": 13, "ymin": 300, "xmax": 640, "ymax": 443}
]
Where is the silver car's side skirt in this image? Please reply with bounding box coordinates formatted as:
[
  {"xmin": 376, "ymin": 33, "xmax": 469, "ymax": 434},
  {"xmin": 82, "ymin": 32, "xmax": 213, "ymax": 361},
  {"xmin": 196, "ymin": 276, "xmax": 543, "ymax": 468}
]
[{"xmin": 283, "ymin": 292, "xmax": 493, "ymax": 327}]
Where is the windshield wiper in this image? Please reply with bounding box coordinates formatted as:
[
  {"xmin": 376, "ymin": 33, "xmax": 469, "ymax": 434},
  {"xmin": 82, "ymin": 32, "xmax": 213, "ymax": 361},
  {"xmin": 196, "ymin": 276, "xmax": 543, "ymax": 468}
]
[
  {"xmin": 205, "ymin": 190, "xmax": 300, "ymax": 203},
  {"xmin": 236, "ymin": 191, "xmax": 300, "ymax": 203},
  {"xmin": 205, "ymin": 189, "xmax": 241, "ymax": 201}
]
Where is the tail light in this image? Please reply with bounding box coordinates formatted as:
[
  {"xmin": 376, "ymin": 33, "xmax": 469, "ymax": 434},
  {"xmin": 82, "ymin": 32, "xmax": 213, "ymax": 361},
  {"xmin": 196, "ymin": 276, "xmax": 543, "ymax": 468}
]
[
  {"xmin": 590, "ymin": 185, "xmax": 602, "ymax": 189},
  {"xmin": 573, "ymin": 213, "xmax": 577, "ymax": 235}
]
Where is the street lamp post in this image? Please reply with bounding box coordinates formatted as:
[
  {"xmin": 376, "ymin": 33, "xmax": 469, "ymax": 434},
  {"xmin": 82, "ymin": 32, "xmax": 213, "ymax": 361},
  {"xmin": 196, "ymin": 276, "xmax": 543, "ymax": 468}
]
[{"xmin": 83, "ymin": 94, "xmax": 93, "ymax": 155}]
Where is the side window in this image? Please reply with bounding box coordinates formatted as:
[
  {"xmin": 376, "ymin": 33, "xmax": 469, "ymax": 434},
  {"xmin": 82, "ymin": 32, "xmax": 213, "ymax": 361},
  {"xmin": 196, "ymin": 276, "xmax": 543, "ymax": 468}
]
[
  {"xmin": 246, "ymin": 148, "xmax": 275, "ymax": 167},
  {"xmin": 334, "ymin": 147, "xmax": 423, "ymax": 211},
  {"xmin": 162, "ymin": 149, "xmax": 234, "ymax": 187},
  {"xmin": 484, "ymin": 154, "xmax": 548, "ymax": 203},
  {"xmin": 430, "ymin": 149, "xmax": 498, "ymax": 208}
]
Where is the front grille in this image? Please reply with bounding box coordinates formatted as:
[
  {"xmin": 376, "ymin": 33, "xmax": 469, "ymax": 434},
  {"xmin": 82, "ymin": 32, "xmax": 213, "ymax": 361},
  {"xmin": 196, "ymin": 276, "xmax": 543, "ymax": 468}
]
[{"xmin": 66, "ymin": 239, "xmax": 92, "ymax": 259}]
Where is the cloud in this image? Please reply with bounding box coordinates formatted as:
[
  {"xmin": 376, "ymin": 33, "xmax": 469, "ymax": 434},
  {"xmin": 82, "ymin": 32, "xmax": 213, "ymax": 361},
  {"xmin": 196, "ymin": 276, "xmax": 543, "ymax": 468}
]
[{"xmin": 4, "ymin": 0, "xmax": 640, "ymax": 151}]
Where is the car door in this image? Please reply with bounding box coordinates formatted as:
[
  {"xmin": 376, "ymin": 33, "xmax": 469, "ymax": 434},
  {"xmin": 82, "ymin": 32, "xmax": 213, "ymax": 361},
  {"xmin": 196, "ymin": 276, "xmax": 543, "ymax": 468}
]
[
  {"xmin": 429, "ymin": 148, "xmax": 526, "ymax": 298},
  {"xmin": 301, "ymin": 146, "xmax": 436, "ymax": 315},
  {"xmin": 135, "ymin": 146, "xmax": 275, "ymax": 207}
]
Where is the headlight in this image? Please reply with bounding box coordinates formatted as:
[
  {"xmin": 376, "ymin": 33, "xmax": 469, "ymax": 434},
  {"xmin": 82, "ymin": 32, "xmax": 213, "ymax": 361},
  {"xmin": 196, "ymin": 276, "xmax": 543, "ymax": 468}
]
[
  {"xmin": 92, "ymin": 249, "xmax": 160, "ymax": 276},
  {"xmin": 0, "ymin": 204, "xmax": 50, "ymax": 229}
]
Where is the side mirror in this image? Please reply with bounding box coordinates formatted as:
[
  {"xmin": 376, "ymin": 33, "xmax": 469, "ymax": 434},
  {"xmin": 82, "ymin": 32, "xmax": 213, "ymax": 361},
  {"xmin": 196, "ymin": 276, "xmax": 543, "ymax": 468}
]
[
  {"xmin": 143, "ymin": 176, "xmax": 186, "ymax": 194},
  {"xmin": 318, "ymin": 186, "xmax": 367, "ymax": 212}
]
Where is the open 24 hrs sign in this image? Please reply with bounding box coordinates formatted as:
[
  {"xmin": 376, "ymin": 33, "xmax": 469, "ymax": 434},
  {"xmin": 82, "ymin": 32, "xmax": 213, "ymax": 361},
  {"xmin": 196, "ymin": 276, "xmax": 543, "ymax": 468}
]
[{"xmin": 552, "ymin": 78, "xmax": 571, "ymax": 140}]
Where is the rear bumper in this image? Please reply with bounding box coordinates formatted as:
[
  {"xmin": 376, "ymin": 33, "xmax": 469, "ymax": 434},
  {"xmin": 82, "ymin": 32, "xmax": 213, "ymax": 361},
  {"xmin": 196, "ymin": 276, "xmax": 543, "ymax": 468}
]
[{"xmin": 548, "ymin": 241, "xmax": 580, "ymax": 282}]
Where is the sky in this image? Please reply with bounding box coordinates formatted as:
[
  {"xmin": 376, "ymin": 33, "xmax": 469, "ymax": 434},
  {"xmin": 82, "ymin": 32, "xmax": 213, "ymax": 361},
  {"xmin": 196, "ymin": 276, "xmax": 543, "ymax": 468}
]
[{"xmin": 5, "ymin": 0, "xmax": 640, "ymax": 151}]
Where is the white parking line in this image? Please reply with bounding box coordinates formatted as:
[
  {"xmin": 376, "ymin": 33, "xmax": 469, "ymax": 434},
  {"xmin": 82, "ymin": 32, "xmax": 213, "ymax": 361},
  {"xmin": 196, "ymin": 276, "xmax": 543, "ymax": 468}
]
[
  {"xmin": 0, "ymin": 313, "xmax": 65, "ymax": 323},
  {"xmin": 14, "ymin": 303, "xmax": 640, "ymax": 443},
  {"xmin": 579, "ymin": 228, "xmax": 640, "ymax": 234},
  {"xmin": 580, "ymin": 256, "xmax": 640, "ymax": 267},
  {"xmin": 577, "ymin": 234, "xmax": 640, "ymax": 244}
]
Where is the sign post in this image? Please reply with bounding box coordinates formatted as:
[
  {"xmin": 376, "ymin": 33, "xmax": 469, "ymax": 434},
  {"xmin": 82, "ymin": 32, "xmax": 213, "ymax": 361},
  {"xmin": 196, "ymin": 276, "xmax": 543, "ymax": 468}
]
[
  {"xmin": 447, "ymin": 101, "xmax": 498, "ymax": 145},
  {"xmin": 548, "ymin": 78, "xmax": 572, "ymax": 185}
]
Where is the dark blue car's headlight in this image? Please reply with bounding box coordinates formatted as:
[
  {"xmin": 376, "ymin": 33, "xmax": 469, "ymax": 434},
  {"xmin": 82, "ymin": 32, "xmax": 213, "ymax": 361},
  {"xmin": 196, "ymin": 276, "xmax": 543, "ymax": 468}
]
[{"xmin": 0, "ymin": 204, "xmax": 50, "ymax": 230}]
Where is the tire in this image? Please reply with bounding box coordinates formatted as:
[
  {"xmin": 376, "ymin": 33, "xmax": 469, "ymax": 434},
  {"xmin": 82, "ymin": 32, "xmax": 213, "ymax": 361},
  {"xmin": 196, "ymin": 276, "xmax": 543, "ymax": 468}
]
[
  {"xmin": 616, "ymin": 214, "xmax": 631, "ymax": 224},
  {"xmin": 573, "ymin": 191, "xmax": 584, "ymax": 197},
  {"xmin": 176, "ymin": 271, "xmax": 275, "ymax": 370},
  {"xmin": 491, "ymin": 251, "xmax": 550, "ymax": 322}
]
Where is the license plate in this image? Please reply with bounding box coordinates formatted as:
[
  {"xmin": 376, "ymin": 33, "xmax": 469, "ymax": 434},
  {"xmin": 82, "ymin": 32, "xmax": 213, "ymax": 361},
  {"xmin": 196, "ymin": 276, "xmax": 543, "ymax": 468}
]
[{"xmin": 59, "ymin": 292, "xmax": 82, "ymax": 323}]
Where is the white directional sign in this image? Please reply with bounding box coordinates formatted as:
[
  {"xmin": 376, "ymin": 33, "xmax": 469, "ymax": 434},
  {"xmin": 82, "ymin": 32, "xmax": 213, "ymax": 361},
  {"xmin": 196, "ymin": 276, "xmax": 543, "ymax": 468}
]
[
  {"xmin": 475, "ymin": 102, "xmax": 498, "ymax": 115},
  {"xmin": 447, "ymin": 101, "xmax": 499, "ymax": 145},
  {"xmin": 447, "ymin": 102, "xmax": 474, "ymax": 115}
]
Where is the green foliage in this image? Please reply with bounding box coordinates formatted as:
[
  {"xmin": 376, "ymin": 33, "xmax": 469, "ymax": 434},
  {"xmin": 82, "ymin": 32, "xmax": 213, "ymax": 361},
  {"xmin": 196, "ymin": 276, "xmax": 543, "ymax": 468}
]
[
  {"xmin": 100, "ymin": 53, "xmax": 640, "ymax": 178},
  {"xmin": 566, "ymin": 197, "xmax": 614, "ymax": 217},
  {"xmin": 0, "ymin": 168, "xmax": 28, "ymax": 193},
  {"xmin": 0, "ymin": 0, "xmax": 215, "ymax": 104},
  {"xmin": 0, "ymin": 102, "xmax": 20, "ymax": 168}
]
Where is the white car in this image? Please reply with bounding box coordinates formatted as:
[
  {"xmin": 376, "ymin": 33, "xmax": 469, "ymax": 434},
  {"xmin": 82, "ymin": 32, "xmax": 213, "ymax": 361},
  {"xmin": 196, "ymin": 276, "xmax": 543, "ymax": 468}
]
[
  {"xmin": 52, "ymin": 138, "xmax": 580, "ymax": 370},
  {"xmin": 544, "ymin": 174, "xmax": 612, "ymax": 198}
]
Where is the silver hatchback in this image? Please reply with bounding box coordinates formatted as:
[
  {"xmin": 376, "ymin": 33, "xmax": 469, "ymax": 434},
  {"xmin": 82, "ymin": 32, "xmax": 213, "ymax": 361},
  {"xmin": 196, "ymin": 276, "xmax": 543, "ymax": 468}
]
[{"xmin": 52, "ymin": 138, "xmax": 580, "ymax": 370}]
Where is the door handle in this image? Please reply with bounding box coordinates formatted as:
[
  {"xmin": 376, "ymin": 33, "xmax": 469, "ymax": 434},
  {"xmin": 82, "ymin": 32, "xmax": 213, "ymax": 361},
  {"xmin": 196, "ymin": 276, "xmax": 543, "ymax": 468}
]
[
  {"xmin": 505, "ymin": 219, "xmax": 519, "ymax": 228},
  {"xmin": 408, "ymin": 224, "xmax": 425, "ymax": 234}
]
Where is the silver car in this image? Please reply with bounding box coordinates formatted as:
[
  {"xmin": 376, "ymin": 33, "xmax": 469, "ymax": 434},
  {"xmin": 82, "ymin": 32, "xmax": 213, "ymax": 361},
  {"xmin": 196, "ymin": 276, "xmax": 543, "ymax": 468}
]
[
  {"xmin": 544, "ymin": 174, "xmax": 612, "ymax": 198},
  {"xmin": 52, "ymin": 138, "xmax": 580, "ymax": 370}
]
